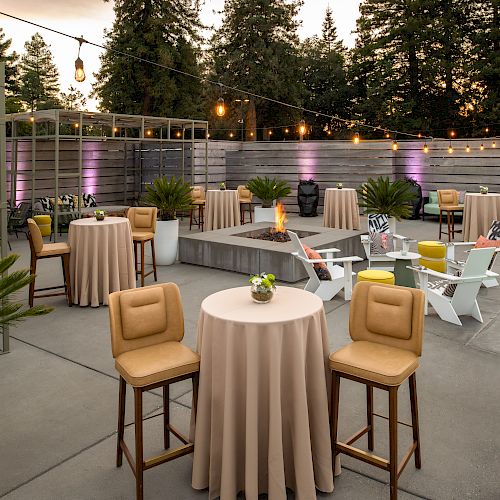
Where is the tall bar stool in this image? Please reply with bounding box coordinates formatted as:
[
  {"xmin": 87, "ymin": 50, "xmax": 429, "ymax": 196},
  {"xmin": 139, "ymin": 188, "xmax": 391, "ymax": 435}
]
[
  {"xmin": 109, "ymin": 283, "xmax": 200, "ymax": 500},
  {"xmin": 237, "ymin": 185, "xmax": 253, "ymax": 224},
  {"xmin": 330, "ymin": 281, "xmax": 425, "ymax": 500},
  {"xmin": 127, "ymin": 207, "xmax": 157, "ymax": 288},
  {"xmin": 437, "ymin": 189, "xmax": 463, "ymax": 241},
  {"xmin": 27, "ymin": 218, "xmax": 72, "ymax": 307},
  {"xmin": 189, "ymin": 186, "xmax": 205, "ymax": 230}
]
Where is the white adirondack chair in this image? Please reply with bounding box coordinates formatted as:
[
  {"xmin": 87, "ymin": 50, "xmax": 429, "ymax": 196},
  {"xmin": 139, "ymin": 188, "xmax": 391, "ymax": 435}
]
[
  {"xmin": 289, "ymin": 230, "xmax": 363, "ymax": 301},
  {"xmin": 410, "ymin": 247, "xmax": 498, "ymax": 326}
]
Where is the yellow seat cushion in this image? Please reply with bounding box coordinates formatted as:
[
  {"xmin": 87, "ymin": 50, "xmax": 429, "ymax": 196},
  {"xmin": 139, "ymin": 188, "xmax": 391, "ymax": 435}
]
[
  {"xmin": 38, "ymin": 242, "xmax": 70, "ymax": 257},
  {"xmin": 132, "ymin": 231, "xmax": 154, "ymax": 242},
  {"xmin": 115, "ymin": 341, "xmax": 200, "ymax": 387},
  {"xmin": 329, "ymin": 340, "xmax": 419, "ymax": 386},
  {"xmin": 418, "ymin": 241, "xmax": 446, "ymax": 258},
  {"xmin": 358, "ymin": 270, "xmax": 395, "ymax": 285}
]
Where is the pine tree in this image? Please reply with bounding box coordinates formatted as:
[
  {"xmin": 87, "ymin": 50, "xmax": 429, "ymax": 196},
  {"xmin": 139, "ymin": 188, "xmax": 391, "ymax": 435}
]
[
  {"xmin": 18, "ymin": 33, "xmax": 60, "ymax": 111},
  {"xmin": 60, "ymin": 85, "xmax": 87, "ymax": 110},
  {"xmin": 93, "ymin": 0, "xmax": 203, "ymax": 117},
  {"xmin": 0, "ymin": 28, "xmax": 21, "ymax": 113},
  {"xmin": 210, "ymin": 0, "xmax": 304, "ymax": 140}
]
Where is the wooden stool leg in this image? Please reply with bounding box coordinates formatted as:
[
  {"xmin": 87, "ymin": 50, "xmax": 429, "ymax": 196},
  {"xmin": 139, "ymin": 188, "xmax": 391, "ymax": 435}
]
[
  {"xmin": 117, "ymin": 376, "xmax": 126, "ymax": 467},
  {"xmin": 140, "ymin": 241, "xmax": 145, "ymax": 288},
  {"xmin": 330, "ymin": 372, "xmax": 341, "ymax": 479},
  {"xmin": 447, "ymin": 210, "xmax": 451, "ymax": 242},
  {"xmin": 134, "ymin": 241, "xmax": 138, "ymax": 275},
  {"xmin": 200, "ymin": 205, "xmax": 204, "ymax": 231},
  {"xmin": 151, "ymin": 239, "xmax": 157, "ymax": 282},
  {"xmin": 249, "ymin": 203, "xmax": 252, "ymax": 223},
  {"xmin": 451, "ymin": 211, "xmax": 455, "ymax": 240},
  {"xmin": 134, "ymin": 387, "xmax": 144, "ymax": 500},
  {"xmin": 367, "ymin": 385, "xmax": 374, "ymax": 451},
  {"xmin": 389, "ymin": 386, "xmax": 398, "ymax": 500},
  {"xmin": 163, "ymin": 385, "xmax": 170, "ymax": 449},
  {"xmin": 63, "ymin": 254, "xmax": 72, "ymax": 306},
  {"xmin": 29, "ymin": 254, "xmax": 37, "ymax": 307},
  {"xmin": 439, "ymin": 210, "xmax": 443, "ymax": 239},
  {"xmin": 409, "ymin": 373, "xmax": 422, "ymax": 469},
  {"xmin": 189, "ymin": 208, "xmax": 194, "ymax": 230}
]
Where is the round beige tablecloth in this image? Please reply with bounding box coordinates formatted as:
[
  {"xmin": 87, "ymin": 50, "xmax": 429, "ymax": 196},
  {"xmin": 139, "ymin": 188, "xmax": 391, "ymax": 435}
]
[
  {"xmin": 191, "ymin": 286, "xmax": 336, "ymax": 500},
  {"xmin": 68, "ymin": 217, "xmax": 136, "ymax": 307},
  {"xmin": 204, "ymin": 190, "xmax": 241, "ymax": 231},
  {"xmin": 463, "ymin": 193, "xmax": 500, "ymax": 241},
  {"xmin": 323, "ymin": 188, "xmax": 360, "ymax": 229}
]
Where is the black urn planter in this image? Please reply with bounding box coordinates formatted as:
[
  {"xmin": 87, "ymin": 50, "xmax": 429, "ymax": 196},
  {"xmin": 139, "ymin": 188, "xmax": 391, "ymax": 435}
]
[
  {"xmin": 405, "ymin": 178, "xmax": 423, "ymax": 220},
  {"xmin": 298, "ymin": 179, "xmax": 319, "ymax": 217}
]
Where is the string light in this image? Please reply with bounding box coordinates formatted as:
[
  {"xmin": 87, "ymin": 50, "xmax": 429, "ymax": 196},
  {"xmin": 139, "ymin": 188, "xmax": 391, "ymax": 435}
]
[
  {"xmin": 215, "ymin": 97, "xmax": 226, "ymax": 117},
  {"xmin": 299, "ymin": 120, "xmax": 306, "ymax": 136},
  {"xmin": 113, "ymin": 127, "xmax": 118, "ymax": 133},
  {"xmin": 268, "ymin": 130, "xmax": 272, "ymax": 136},
  {"xmin": 176, "ymin": 131, "xmax": 181, "ymax": 138},
  {"xmin": 448, "ymin": 140, "xmax": 454, "ymax": 154},
  {"xmin": 250, "ymin": 132, "xmax": 254, "ymax": 137},
  {"xmin": 353, "ymin": 131, "xmax": 360, "ymax": 144},
  {"xmin": 465, "ymin": 144, "xmax": 470, "ymax": 153},
  {"xmin": 30, "ymin": 115, "xmax": 35, "ymax": 123},
  {"xmin": 450, "ymin": 130, "xmax": 456, "ymax": 138},
  {"xmin": 74, "ymin": 36, "xmax": 86, "ymax": 83},
  {"xmin": 485, "ymin": 127, "xmax": 490, "ymax": 133},
  {"xmin": 480, "ymin": 143, "xmax": 485, "ymax": 151},
  {"xmin": 146, "ymin": 129, "xmax": 152, "ymax": 136},
  {"xmin": 74, "ymin": 123, "xmax": 79, "ymax": 128},
  {"xmin": 229, "ymin": 132, "xmax": 234, "ymax": 138},
  {"xmin": 492, "ymin": 141, "xmax": 497, "ymax": 148},
  {"xmin": 423, "ymin": 142, "xmax": 429, "ymax": 154},
  {"xmin": 418, "ymin": 133, "xmax": 422, "ymax": 138},
  {"xmin": 385, "ymin": 131, "xmax": 390, "ymax": 139},
  {"xmin": 392, "ymin": 140, "xmax": 399, "ymax": 151},
  {"xmin": 284, "ymin": 128, "xmax": 289, "ymax": 134}
]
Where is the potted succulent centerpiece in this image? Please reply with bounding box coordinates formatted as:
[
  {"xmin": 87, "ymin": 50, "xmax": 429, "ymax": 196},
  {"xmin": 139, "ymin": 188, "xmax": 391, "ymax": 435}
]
[
  {"xmin": 94, "ymin": 209, "xmax": 105, "ymax": 221},
  {"xmin": 246, "ymin": 176, "xmax": 291, "ymax": 223},
  {"xmin": 357, "ymin": 176, "xmax": 416, "ymax": 232},
  {"xmin": 249, "ymin": 272, "xmax": 276, "ymax": 304},
  {"xmin": 143, "ymin": 176, "xmax": 193, "ymax": 265},
  {"xmin": 219, "ymin": 182, "xmax": 226, "ymax": 191}
]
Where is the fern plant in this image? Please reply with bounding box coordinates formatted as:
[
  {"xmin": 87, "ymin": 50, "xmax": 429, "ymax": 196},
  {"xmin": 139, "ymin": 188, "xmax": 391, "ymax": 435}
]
[
  {"xmin": 246, "ymin": 176, "xmax": 291, "ymax": 208},
  {"xmin": 0, "ymin": 254, "xmax": 52, "ymax": 328},
  {"xmin": 143, "ymin": 176, "xmax": 193, "ymax": 221},
  {"xmin": 358, "ymin": 177, "xmax": 416, "ymax": 221}
]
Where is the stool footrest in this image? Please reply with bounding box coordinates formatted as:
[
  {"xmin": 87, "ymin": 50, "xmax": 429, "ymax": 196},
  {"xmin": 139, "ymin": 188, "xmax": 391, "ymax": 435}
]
[
  {"xmin": 336, "ymin": 442, "xmax": 389, "ymax": 470},
  {"xmin": 144, "ymin": 443, "xmax": 194, "ymax": 470},
  {"xmin": 373, "ymin": 412, "xmax": 413, "ymax": 428},
  {"xmin": 167, "ymin": 424, "xmax": 190, "ymax": 445},
  {"xmin": 398, "ymin": 441, "xmax": 418, "ymax": 478},
  {"xmin": 345, "ymin": 425, "xmax": 371, "ymax": 446}
]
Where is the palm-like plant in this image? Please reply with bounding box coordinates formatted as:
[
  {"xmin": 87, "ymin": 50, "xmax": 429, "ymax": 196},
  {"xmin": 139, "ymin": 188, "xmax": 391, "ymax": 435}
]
[
  {"xmin": 143, "ymin": 176, "xmax": 193, "ymax": 221},
  {"xmin": 0, "ymin": 254, "xmax": 52, "ymax": 328},
  {"xmin": 358, "ymin": 176, "xmax": 417, "ymax": 221},
  {"xmin": 246, "ymin": 176, "xmax": 292, "ymax": 208}
]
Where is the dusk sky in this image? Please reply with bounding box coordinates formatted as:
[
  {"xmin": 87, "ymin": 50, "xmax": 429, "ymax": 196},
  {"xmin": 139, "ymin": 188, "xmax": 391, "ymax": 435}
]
[{"xmin": 1, "ymin": 1, "xmax": 362, "ymax": 110}]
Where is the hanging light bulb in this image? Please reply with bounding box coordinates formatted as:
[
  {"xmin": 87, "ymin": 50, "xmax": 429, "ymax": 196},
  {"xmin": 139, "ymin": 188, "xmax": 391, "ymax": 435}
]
[
  {"xmin": 423, "ymin": 142, "xmax": 429, "ymax": 154},
  {"xmin": 299, "ymin": 120, "xmax": 306, "ymax": 136},
  {"xmin": 284, "ymin": 128, "xmax": 289, "ymax": 134},
  {"xmin": 392, "ymin": 140, "xmax": 399, "ymax": 151},
  {"xmin": 74, "ymin": 36, "xmax": 86, "ymax": 83},
  {"xmin": 450, "ymin": 130, "xmax": 456, "ymax": 138},
  {"xmin": 465, "ymin": 144, "xmax": 470, "ymax": 153},
  {"xmin": 480, "ymin": 142, "xmax": 485, "ymax": 151},
  {"xmin": 146, "ymin": 129, "xmax": 152, "ymax": 136},
  {"xmin": 448, "ymin": 140, "xmax": 454, "ymax": 154},
  {"xmin": 215, "ymin": 97, "xmax": 226, "ymax": 117},
  {"xmin": 268, "ymin": 130, "xmax": 273, "ymax": 136},
  {"xmin": 229, "ymin": 132, "xmax": 234, "ymax": 138},
  {"xmin": 385, "ymin": 131, "xmax": 390, "ymax": 139},
  {"xmin": 485, "ymin": 127, "xmax": 489, "ymax": 133},
  {"xmin": 353, "ymin": 131, "xmax": 360, "ymax": 144},
  {"xmin": 492, "ymin": 140, "xmax": 497, "ymax": 148}
]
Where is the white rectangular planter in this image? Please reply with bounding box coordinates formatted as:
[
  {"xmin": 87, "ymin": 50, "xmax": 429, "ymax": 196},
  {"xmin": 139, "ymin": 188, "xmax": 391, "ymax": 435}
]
[{"xmin": 254, "ymin": 207, "xmax": 276, "ymax": 223}]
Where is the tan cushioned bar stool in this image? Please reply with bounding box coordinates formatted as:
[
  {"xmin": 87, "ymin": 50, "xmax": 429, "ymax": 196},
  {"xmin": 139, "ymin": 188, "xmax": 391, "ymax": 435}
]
[
  {"xmin": 27, "ymin": 218, "xmax": 72, "ymax": 307},
  {"xmin": 237, "ymin": 185, "xmax": 253, "ymax": 224},
  {"xmin": 109, "ymin": 283, "xmax": 200, "ymax": 500},
  {"xmin": 330, "ymin": 281, "xmax": 425, "ymax": 500},
  {"xmin": 189, "ymin": 186, "xmax": 205, "ymax": 231},
  {"xmin": 437, "ymin": 189, "xmax": 463, "ymax": 242}
]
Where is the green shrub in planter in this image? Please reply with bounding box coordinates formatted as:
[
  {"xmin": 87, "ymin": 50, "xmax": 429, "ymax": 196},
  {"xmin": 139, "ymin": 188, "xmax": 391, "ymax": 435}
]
[{"xmin": 246, "ymin": 176, "xmax": 291, "ymax": 208}]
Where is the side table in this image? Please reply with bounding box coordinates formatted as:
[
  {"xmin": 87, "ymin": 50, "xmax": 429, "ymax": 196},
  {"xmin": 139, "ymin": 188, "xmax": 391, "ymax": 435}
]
[{"xmin": 386, "ymin": 251, "xmax": 421, "ymax": 288}]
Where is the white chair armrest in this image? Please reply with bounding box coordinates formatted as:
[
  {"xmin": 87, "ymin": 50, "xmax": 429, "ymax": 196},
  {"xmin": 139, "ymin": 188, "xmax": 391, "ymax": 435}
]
[
  {"xmin": 295, "ymin": 255, "xmax": 344, "ymax": 264},
  {"xmin": 329, "ymin": 256, "xmax": 363, "ymax": 263},
  {"xmin": 447, "ymin": 242, "xmax": 474, "ymax": 247},
  {"xmin": 314, "ymin": 248, "xmax": 341, "ymax": 254},
  {"xmin": 408, "ymin": 266, "xmax": 489, "ymax": 283},
  {"xmin": 393, "ymin": 233, "xmax": 407, "ymax": 240}
]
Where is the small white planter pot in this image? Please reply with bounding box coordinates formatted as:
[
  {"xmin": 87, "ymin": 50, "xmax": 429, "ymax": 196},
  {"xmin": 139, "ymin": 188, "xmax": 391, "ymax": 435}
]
[
  {"xmin": 254, "ymin": 206, "xmax": 276, "ymax": 223},
  {"xmin": 146, "ymin": 219, "xmax": 179, "ymax": 266}
]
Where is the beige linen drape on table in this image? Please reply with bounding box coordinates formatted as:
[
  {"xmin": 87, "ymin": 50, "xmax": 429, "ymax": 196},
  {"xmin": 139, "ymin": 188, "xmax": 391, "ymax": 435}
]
[
  {"xmin": 68, "ymin": 217, "xmax": 136, "ymax": 307},
  {"xmin": 463, "ymin": 193, "xmax": 500, "ymax": 241},
  {"xmin": 323, "ymin": 188, "xmax": 360, "ymax": 230},
  {"xmin": 204, "ymin": 190, "xmax": 241, "ymax": 231},
  {"xmin": 191, "ymin": 286, "xmax": 338, "ymax": 500}
]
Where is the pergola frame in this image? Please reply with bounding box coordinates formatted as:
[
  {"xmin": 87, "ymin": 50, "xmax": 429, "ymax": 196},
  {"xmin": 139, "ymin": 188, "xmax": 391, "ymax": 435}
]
[{"xmin": 6, "ymin": 109, "xmax": 209, "ymax": 242}]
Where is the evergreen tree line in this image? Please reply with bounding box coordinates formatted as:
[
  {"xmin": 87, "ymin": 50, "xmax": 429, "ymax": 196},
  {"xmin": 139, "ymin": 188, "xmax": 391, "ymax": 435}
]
[{"xmin": 1, "ymin": 0, "xmax": 498, "ymax": 140}]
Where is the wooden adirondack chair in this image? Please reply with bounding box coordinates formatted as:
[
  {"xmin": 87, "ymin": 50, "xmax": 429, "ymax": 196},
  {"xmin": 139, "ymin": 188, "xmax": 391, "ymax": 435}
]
[
  {"xmin": 410, "ymin": 247, "xmax": 497, "ymax": 326},
  {"xmin": 289, "ymin": 230, "xmax": 363, "ymax": 301}
]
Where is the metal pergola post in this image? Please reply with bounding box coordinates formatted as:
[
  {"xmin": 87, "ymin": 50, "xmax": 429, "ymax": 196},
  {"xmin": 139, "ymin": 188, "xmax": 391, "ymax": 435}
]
[
  {"xmin": 31, "ymin": 121, "xmax": 37, "ymax": 208},
  {"xmin": 191, "ymin": 121, "xmax": 195, "ymax": 186},
  {"xmin": 53, "ymin": 110, "xmax": 60, "ymax": 242},
  {"xmin": 205, "ymin": 123, "xmax": 209, "ymax": 190}
]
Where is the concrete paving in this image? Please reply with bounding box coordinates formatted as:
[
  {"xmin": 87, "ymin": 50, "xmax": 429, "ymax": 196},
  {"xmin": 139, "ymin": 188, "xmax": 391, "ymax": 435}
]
[{"xmin": 1, "ymin": 215, "xmax": 499, "ymax": 499}]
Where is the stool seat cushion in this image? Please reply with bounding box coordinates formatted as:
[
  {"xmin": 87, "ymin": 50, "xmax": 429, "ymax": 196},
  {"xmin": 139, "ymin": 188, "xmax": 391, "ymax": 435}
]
[
  {"xmin": 239, "ymin": 198, "xmax": 252, "ymax": 203},
  {"xmin": 115, "ymin": 341, "xmax": 200, "ymax": 387},
  {"xmin": 329, "ymin": 340, "xmax": 419, "ymax": 386},
  {"xmin": 418, "ymin": 241, "xmax": 446, "ymax": 257},
  {"xmin": 440, "ymin": 205, "xmax": 463, "ymax": 211},
  {"xmin": 38, "ymin": 242, "xmax": 70, "ymax": 257},
  {"xmin": 132, "ymin": 231, "xmax": 154, "ymax": 242},
  {"xmin": 358, "ymin": 270, "xmax": 395, "ymax": 285},
  {"xmin": 192, "ymin": 200, "xmax": 205, "ymax": 206}
]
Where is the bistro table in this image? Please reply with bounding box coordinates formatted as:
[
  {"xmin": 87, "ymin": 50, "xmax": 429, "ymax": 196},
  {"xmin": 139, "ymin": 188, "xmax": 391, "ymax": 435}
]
[
  {"xmin": 323, "ymin": 187, "xmax": 360, "ymax": 230},
  {"xmin": 68, "ymin": 217, "xmax": 136, "ymax": 307},
  {"xmin": 386, "ymin": 251, "xmax": 421, "ymax": 288},
  {"xmin": 191, "ymin": 286, "xmax": 337, "ymax": 500},
  {"xmin": 463, "ymin": 193, "xmax": 500, "ymax": 241},
  {"xmin": 204, "ymin": 189, "xmax": 241, "ymax": 231}
]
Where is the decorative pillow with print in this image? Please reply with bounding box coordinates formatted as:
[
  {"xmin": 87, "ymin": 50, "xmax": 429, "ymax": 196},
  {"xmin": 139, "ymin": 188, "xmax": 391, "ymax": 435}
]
[
  {"xmin": 38, "ymin": 196, "xmax": 51, "ymax": 212},
  {"xmin": 59, "ymin": 194, "xmax": 75, "ymax": 210},
  {"xmin": 368, "ymin": 213, "xmax": 390, "ymax": 233},
  {"xmin": 369, "ymin": 232, "xmax": 394, "ymax": 255},
  {"xmin": 486, "ymin": 221, "xmax": 500, "ymax": 241},
  {"xmin": 83, "ymin": 193, "xmax": 97, "ymax": 207}
]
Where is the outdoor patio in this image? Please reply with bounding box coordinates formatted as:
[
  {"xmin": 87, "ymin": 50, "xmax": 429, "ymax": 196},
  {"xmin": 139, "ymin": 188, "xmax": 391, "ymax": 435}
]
[{"xmin": 1, "ymin": 214, "xmax": 499, "ymax": 500}]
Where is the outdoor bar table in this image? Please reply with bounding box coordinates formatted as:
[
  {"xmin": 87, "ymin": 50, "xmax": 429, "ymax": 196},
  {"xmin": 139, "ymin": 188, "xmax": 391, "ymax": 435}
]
[
  {"xmin": 463, "ymin": 193, "xmax": 500, "ymax": 241},
  {"xmin": 191, "ymin": 286, "xmax": 337, "ymax": 500},
  {"xmin": 204, "ymin": 189, "xmax": 241, "ymax": 231},
  {"xmin": 323, "ymin": 187, "xmax": 360, "ymax": 230},
  {"xmin": 68, "ymin": 217, "xmax": 136, "ymax": 307}
]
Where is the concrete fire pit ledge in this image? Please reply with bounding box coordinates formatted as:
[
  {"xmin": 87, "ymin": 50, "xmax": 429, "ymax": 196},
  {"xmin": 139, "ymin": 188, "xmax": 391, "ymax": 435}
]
[{"xmin": 179, "ymin": 221, "xmax": 366, "ymax": 282}]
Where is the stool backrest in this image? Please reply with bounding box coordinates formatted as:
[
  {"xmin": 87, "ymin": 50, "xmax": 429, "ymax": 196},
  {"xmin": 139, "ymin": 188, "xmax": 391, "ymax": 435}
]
[
  {"xmin": 127, "ymin": 207, "xmax": 157, "ymax": 233},
  {"xmin": 191, "ymin": 186, "xmax": 205, "ymax": 202},
  {"xmin": 437, "ymin": 189, "xmax": 458, "ymax": 206},
  {"xmin": 349, "ymin": 281, "xmax": 425, "ymax": 356},
  {"xmin": 27, "ymin": 218, "xmax": 44, "ymax": 254},
  {"xmin": 108, "ymin": 283, "xmax": 184, "ymax": 358},
  {"xmin": 237, "ymin": 185, "xmax": 252, "ymax": 200}
]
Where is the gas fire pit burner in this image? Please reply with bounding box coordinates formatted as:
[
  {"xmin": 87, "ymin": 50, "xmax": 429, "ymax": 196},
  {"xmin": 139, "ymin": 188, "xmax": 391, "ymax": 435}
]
[{"xmin": 250, "ymin": 230, "xmax": 291, "ymax": 242}]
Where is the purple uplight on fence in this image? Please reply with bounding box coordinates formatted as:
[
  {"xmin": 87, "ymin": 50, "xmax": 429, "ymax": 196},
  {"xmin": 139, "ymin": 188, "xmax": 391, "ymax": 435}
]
[{"xmin": 82, "ymin": 142, "xmax": 99, "ymax": 194}]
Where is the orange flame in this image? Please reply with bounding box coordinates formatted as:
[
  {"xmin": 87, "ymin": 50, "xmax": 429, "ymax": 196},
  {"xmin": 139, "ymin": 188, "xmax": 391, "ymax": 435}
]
[{"xmin": 274, "ymin": 202, "xmax": 287, "ymax": 233}]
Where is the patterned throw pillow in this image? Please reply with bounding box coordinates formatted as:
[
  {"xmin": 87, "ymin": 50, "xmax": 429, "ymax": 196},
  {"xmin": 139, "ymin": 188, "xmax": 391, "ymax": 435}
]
[
  {"xmin": 486, "ymin": 221, "xmax": 500, "ymax": 240},
  {"xmin": 38, "ymin": 196, "xmax": 51, "ymax": 212},
  {"xmin": 368, "ymin": 213, "xmax": 390, "ymax": 233},
  {"xmin": 302, "ymin": 244, "xmax": 332, "ymax": 280},
  {"xmin": 427, "ymin": 270, "xmax": 462, "ymax": 297},
  {"xmin": 59, "ymin": 194, "xmax": 75, "ymax": 210},
  {"xmin": 83, "ymin": 193, "xmax": 97, "ymax": 207},
  {"xmin": 369, "ymin": 232, "xmax": 394, "ymax": 255}
]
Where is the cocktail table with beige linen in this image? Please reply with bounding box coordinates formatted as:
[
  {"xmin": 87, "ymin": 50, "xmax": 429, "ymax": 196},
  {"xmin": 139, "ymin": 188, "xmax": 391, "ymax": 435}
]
[
  {"xmin": 323, "ymin": 187, "xmax": 360, "ymax": 230},
  {"xmin": 68, "ymin": 217, "xmax": 136, "ymax": 307},
  {"xmin": 463, "ymin": 193, "xmax": 500, "ymax": 241},
  {"xmin": 204, "ymin": 189, "xmax": 241, "ymax": 231},
  {"xmin": 191, "ymin": 286, "xmax": 337, "ymax": 500}
]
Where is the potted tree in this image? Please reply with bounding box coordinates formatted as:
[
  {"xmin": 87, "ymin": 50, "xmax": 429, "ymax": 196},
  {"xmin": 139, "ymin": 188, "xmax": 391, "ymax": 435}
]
[
  {"xmin": 143, "ymin": 176, "xmax": 193, "ymax": 265},
  {"xmin": 246, "ymin": 176, "xmax": 291, "ymax": 222},
  {"xmin": 357, "ymin": 176, "xmax": 416, "ymax": 232}
]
